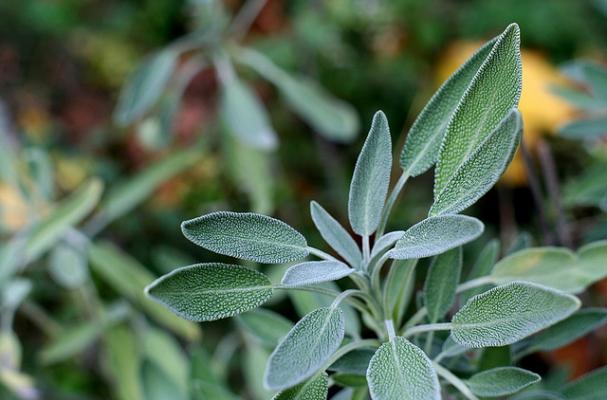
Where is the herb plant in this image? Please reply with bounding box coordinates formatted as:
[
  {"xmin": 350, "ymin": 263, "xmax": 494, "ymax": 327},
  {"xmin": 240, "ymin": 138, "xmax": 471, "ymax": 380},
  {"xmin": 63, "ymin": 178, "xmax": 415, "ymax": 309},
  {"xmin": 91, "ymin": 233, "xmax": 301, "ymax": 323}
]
[{"xmin": 146, "ymin": 24, "xmax": 607, "ymax": 399}]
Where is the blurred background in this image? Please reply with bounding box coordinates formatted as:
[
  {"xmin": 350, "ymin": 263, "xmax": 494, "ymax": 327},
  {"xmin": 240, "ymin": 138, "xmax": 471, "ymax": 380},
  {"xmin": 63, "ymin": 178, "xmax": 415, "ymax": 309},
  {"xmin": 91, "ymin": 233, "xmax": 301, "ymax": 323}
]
[{"xmin": 1, "ymin": 0, "xmax": 607, "ymax": 399}]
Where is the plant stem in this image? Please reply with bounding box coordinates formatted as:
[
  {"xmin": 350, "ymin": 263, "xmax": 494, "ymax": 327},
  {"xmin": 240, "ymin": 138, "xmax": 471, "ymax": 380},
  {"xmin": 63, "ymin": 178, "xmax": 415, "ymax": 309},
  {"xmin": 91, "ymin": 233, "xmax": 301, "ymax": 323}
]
[
  {"xmin": 424, "ymin": 330, "xmax": 435, "ymax": 356},
  {"xmin": 370, "ymin": 252, "xmax": 390, "ymax": 296},
  {"xmin": 455, "ymin": 276, "xmax": 494, "ymax": 294},
  {"xmin": 321, "ymin": 339, "xmax": 380, "ymax": 370},
  {"xmin": 362, "ymin": 235, "xmax": 370, "ymax": 265},
  {"xmin": 385, "ymin": 319, "xmax": 396, "ymax": 341},
  {"xmin": 401, "ymin": 307, "xmax": 428, "ymax": 335},
  {"xmin": 230, "ymin": 0, "xmax": 268, "ymax": 40},
  {"xmin": 404, "ymin": 323, "xmax": 452, "ymax": 338},
  {"xmin": 376, "ymin": 172, "xmax": 409, "ymax": 237},
  {"xmin": 433, "ymin": 362, "xmax": 479, "ymax": 400},
  {"xmin": 306, "ymin": 246, "xmax": 342, "ymax": 263}
]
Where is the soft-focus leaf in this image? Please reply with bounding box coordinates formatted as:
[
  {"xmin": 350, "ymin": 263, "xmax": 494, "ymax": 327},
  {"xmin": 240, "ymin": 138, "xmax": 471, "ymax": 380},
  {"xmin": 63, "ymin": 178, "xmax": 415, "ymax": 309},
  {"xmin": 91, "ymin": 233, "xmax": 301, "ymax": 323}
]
[
  {"xmin": 190, "ymin": 348, "xmax": 238, "ymax": 400},
  {"xmin": 142, "ymin": 361, "xmax": 186, "ymax": 400},
  {"xmin": 424, "ymin": 247, "xmax": 462, "ymax": 322},
  {"xmin": 264, "ymin": 307, "xmax": 344, "ymax": 390},
  {"xmin": 103, "ymin": 325, "xmax": 143, "ymax": 400},
  {"xmin": 281, "ymin": 261, "xmax": 352, "ymax": 287},
  {"xmin": 142, "ymin": 328, "xmax": 189, "ymax": 396},
  {"xmin": 1, "ymin": 279, "xmax": 31, "ymax": 312},
  {"xmin": 272, "ymin": 372, "xmax": 329, "ymax": 400},
  {"xmin": 146, "ymin": 263, "xmax": 273, "ymax": 321},
  {"xmin": 388, "ymin": 215, "xmax": 483, "ymax": 260},
  {"xmin": 467, "ymin": 367, "xmax": 540, "ymax": 397},
  {"xmin": 563, "ymin": 60, "xmax": 607, "ymax": 101},
  {"xmin": 49, "ymin": 243, "xmax": 88, "ymax": 289},
  {"xmin": 181, "ymin": 212, "xmax": 308, "ymax": 264},
  {"xmin": 329, "ymin": 348, "xmax": 375, "ymax": 376},
  {"xmin": 366, "ymin": 337, "xmax": 440, "ymax": 400},
  {"xmin": 237, "ymin": 309, "xmax": 293, "ymax": 348},
  {"xmin": 452, "ymin": 282, "xmax": 580, "ymax": 348},
  {"xmin": 478, "ymin": 346, "xmax": 511, "ymax": 371},
  {"xmin": 559, "ymin": 115, "xmax": 607, "ymax": 140},
  {"xmin": 383, "ymin": 259, "xmax": 417, "ymax": 328},
  {"xmin": 348, "ymin": 111, "xmax": 392, "ymax": 236},
  {"xmin": 563, "ymin": 161, "xmax": 607, "ymax": 209},
  {"xmin": 562, "ymin": 365, "xmax": 607, "ymax": 399},
  {"xmin": 244, "ymin": 343, "xmax": 273, "ymax": 400},
  {"xmin": 461, "ymin": 239, "xmax": 500, "ymax": 303}
]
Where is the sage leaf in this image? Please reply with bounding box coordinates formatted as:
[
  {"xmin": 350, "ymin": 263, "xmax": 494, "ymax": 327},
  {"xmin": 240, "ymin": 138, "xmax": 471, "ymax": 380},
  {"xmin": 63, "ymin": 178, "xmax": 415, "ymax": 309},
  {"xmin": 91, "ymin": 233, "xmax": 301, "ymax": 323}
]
[
  {"xmin": 237, "ymin": 309, "xmax": 293, "ymax": 348},
  {"xmin": 264, "ymin": 307, "xmax": 345, "ymax": 390},
  {"xmin": 424, "ymin": 247, "xmax": 462, "ymax": 322},
  {"xmin": 388, "ymin": 215, "xmax": 483, "ymax": 260},
  {"xmin": 329, "ymin": 348, "xmax": 375, "ymax": 376},
  {"xmin": 310, "ymin": 201, "xmax": 362, "ymax": 268},
  {"xmin": 366, "ymin": 337, "xmax": 440, "ymax": 400},
  {"xmin": 145, "ymin": 263, "xmax": 273, "ymax": 321},
  {"xmin": 281, "ymin": 261, "xmax": 353, "ymax": 287},
  {"xmin": 383, "ymin": 259, "xmax": 417, "ymax": 327},
  {"xmin": 559, "ymin": 115, "xmax": 607, "ymax": 140},
  {"xmin": 272, "ymin": 372, "xmax": 329, "ymax": 400},
  {"xmin": 562, "ymin": 365, "xmax": 607, "ymax": 399},
  {"xmin": 103, "ymin": 326, "xmax": 143, "ymax": 400},
  {"xmin": 430, "ymin": 109, "xmax": 522, "ymax": 216},
  {"xmin": 435, "ymin": 24, "xmax": 522, "ymax": 197},
  {"xmin": 400, "ymin": 37, "xmax": 496, "ymax": 176},
  {"xmin": 49, "ymin": 243, "xmax": 89, "ymax": 290},
  {"xmin": 181, "ymin": 212, "xmax": 309, "ymax": 264},
  {"xmin": 348, "ymin": 111, "xmax": 392, "ymax": 236},
  {"xmin": 452, "ymin": 282, "xmax": 580, "ymax": 348},
  {"xmin": 466, "ymin": 367, "xmax": 540, "ymax": 397},
  {"xmin": 461, "ymin": 239, "xmax": 500, "ymax": 303},
  {"xmin": 370, "ymin": 231, "xmax": 405, "ymax": 260}
]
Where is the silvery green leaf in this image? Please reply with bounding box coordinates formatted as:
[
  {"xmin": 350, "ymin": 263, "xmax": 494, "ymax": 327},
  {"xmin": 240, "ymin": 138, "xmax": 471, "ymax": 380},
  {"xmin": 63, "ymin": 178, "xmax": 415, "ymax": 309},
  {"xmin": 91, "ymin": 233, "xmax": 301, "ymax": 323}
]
[
  {"xmin": 366, "ymin": 337, "xmax": 440, "ymax": 400},
  {"xmin": 430, "ymin": 109, "xmax": 522, "ymax": 216},
  {"xmin": 370, "ymin": 231, "xmax": 405, "ymax": 260},
  {"xmin": 383, "ymin": 259, "xmax": 417, "ymax": 327},
  {"xmin": 281, "ymin": 261, "xmax": 352, "ymax": 287},
  {"xmin": 440, "ymin": 335, "xmax": 469, "ymax": 359},
  {"xmin": 237, "ymin": 309, "xmax": 293, "ymax": 348},
  {"xmin": 348, "ymin": 111, "xmax": 392, "ymax": 236},
  {"xmin": 103, "ymin": 325, "xmax": 143, "ymax": 400},
  {"xmin": 1, "ymin": 278, "xmax": 31, "ymax": 312},
  {"xmin": 562, "ymin": 365, "xmax": 607, "ymax": 399},
  {"xmin": 272, "ymin": 372, "xmax": 329, "ymax": 400},
  {"xmin": 329, "ymin": 348, "xmax": 375, "ymax": 376},
  {"xmin": 399, "ymin": 37, "xmax": 496, "ymax": 176},
  {"xmin": 49, "ymin": 243, "xmax": 88, "ymax": 290},
  {"xmin": 435, "ymin": 24, "xmax": 522, "ymax": 197},
  {"xmin": 142, "ymin": 328, "xmax": 188, "ymax": 395},
  {"xmin": 424, "ymin": 247, "xmax": 462, "ymax": 322},
  {"xmin": 461, "ymin": 239, "xmax": 500, "ymax": 303},
  {"xmin": 114, "ymin": 49, "xmax": 177, "ymax": 126},
  {"xmin": 264, "ymin": 307, "xmax": 344, "ymax": 390},
  {"xmin": 244, "ymin": 343, "xmax": 273, "ymax": 399},
  {"xmin": 388, "ymin": 215, "xmax": 484, "ymax": 260},
  {"xmin": 559, "ymin": 115, "xmax": 607, "ymax": 140},
  {"xmin": 452, "ymin": 282, "xmax": 580, "ymax": 348},
  {"xmin": 310, "ymin": 201, "xmax": 362, "ymax": 268},
  {"xmin": 466, "ymin": 367, "xmax": 540, "ymax": 397},
  {"xmin": 181, "ymin": 212, "xmax": 309, "ymax": 264},
  {"xmin": 145, "ymin": 263, "xmax": 273, "ymax": 322}
]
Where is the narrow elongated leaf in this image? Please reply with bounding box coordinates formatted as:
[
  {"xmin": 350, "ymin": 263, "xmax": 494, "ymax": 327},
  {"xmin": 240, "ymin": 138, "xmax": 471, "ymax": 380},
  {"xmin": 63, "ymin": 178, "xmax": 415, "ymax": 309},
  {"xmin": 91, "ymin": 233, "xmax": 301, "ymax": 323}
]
[
  {"xmin": 400, "ymin": 38, "xmax": 497, "ymax": 176},
  {"xmin": 370, "ymin": 231, "xmax": 405, "ymax": 260},
  {"xmin": 367, "ymin": 337, "xmax": 440, "ymax": 400},
  {"xmin": 383, "ymin": 259, "xmax": 417, "ymax": 327},
  {"xmin": 264, "ymin": 307, "xmax": 344, "ymax": 390},
  {"xmin": 559, "ymin": 115, "xmax": 607, "ymax": 140},
  {"xmin": 467, "ymin": 367, "xmax": 540, "ymax": 397},
  {"xmin": 244, "ymin": 342, "xmax": 273, "ymax": 399},
  {"xmin": 452, "ymin": 282, "xmax": 580, "ymax": 348},
  {"xmin": 348, "ymin": 111, "xmax": 392, "ymax": 236},
  {"xmin": 424, "ymin": 247, "xmax": 462, "ymax": 322},
  {"xmin": 310, "ymin": 201, "xmax": 361, "ymax": 268},
  {"xmin": 430, "ymin": 109, "xmax": 522, "ymax": 216},
  {"xmin": 145, "ymin": 263, "xmax": 273, "ymax": 321},
  {"xmin": 272, "ymin": 373, "xmax": 329, "ymax": 400},
  {"xmin": 281, "ymin": 261, "xmax": 352, "ymax": 287},
  {"xmin": 435, "ymin": 24, "xmax": 522, "ymax": 196},
  {"xmin": 562, "ymin": 365, "xmax": 607, "ymax": 399},
  {"xmin": 143, "ymin": 328, "xmax": 189, "ymax": 396},
  {"xmin": 388, "ymin": 215, "xmax": 483, "ymax": 260},
  {"xmin": 103, "ymin": 325, "xmax": 143, "ymax": 400},
  {"xmin": 237, "ymin": 309, "xmax": 293, "ymax": 348},
  {"xmin": 181, "ymin": 212, "xmax": 308, "ymax": 264}
]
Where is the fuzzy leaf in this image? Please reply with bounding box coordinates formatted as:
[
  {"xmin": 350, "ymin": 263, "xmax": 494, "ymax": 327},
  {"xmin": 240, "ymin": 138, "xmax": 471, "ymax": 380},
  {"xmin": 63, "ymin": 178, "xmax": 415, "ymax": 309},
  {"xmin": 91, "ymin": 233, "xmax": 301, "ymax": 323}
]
[
  {"xmin": 430, "ymin": 109, "xmax": 522, "ymax": 216},
  {"xmin": 264, "ymin": 307, "xmax": 344, "ymax": 390},
  {"xmin": 237, "ymin": 309, "xmax": 293, "ymax": 348},
  {"xmin": 348, "ymin": 111, "xmax": 392, "ymax": 236},
  {"xmin": 370, "ymin": 231, "xmax": 405, "ymax": 260},
  {"xmin": 467, "ymin": 367, "xmax": 540, "ymax": 397},
  {"xmin": 424, "ymin": 247, "xmax": 462, "ymax": 322},
  {"xmin": 388, "ymin": 215, "xmax": 483, "ymax": 260},
  {"xmin": 366, "ymin": 337, "xmax": 440, "ymax": 400},
  {"xmin": 400, "ymin": 38, "xmax": 496, "ymax": 176},
  {"xmin": 310, "ymin": 201, "xmax": 362, "ymax": 268},
  {"xmin": 145, "ymin": 263, "xmax": 273, "ymax": 322},
  {"xmin": 435, "ymin": 24, "xmax": 522, "ymax": 196},
  {"xmin": 562, "ymin": 365, "xmax": 607, "ymax": 399},
  {"xmin": 452, "ymin": 282, "xmax": 580, "ymax": 348},
  {"xmin": 272, "ymin": 373, "xmax": 329, "ymax": 400},
  {"xmin": 281, "ymin": 261, "xmax": 353, "ymax": 287},
  {"xmin": 181, "ymin": 212, "xmax": 308, "ymax": 264},
  {"xmin": 383, "ymin": 259, "xmax": 417, "ymax": 327}
]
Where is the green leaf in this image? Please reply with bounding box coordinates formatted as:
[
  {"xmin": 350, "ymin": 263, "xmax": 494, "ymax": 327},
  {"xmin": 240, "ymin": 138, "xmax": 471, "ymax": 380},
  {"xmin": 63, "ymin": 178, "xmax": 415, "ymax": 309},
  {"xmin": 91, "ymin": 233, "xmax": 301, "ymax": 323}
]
[
  {"xmin": 181, "ymin": 212, "xmax": 308, "ymax": 264},
  {"xmin": 142, "ymin": 362, "xmax": 187, "ymax": 400},
  {"xmin": 563, "ymin": 60, "xmax": 607, "ymax": 101},
  {"xmin": 145, "ymin": 263, "xmax": 273, "ymax": 322},
  {"xmin": 435, "ymin": 24, "xmax": 522, "ymax": 197},
  {"xmin": 452, "ymin": 282, "xmax": 580, "ymax": 348},
  {"xmin": 366, "ymin": 337, "xmax": 440, "ymax": 400},
  {"xmin": 237, "ymin": 309, "xmax": 293, "ymax": 348},
  {"xmin": 388, "ymin": 215, "xmax": 483, "ymax": 260},
  {"xmin": 383, "ymin": 259, "xmax": 417, "ymax": 328},
  {"xmin": 461, "ymin": 239, "xmax": 500, "ymax": 303},
  {"xmin": 370, "ymin": 231, "xmax": 405, "ymax": 260},
  {"xmin": 559, "ymin": 115, "xmax": 607, "ymax": 140},
  {"xmin": 103, "ymin": 325, "xmax": 143, "ymax": 400},
  {"xmin": 400, "ymin": 37, "xmax": 497, "ymax": 176},
  {"xmin": 562, "ymin": 365, "xmax": 607, "ymax": 399},
  {"xmin": 430, "ymin": 109, "xmax": 522, "ymax": 216},
  {"xmin": 424, "ymin": 247, "xmax": 462, "ymax": 322},
  {"xmin": 264, "ymin": 307, "xmax": 344, "ymax": 390},
  {"xmin": 348, "ymin": 111, "xmax": 392, "ymax": 236},
  {"xmin": 114, "ymin": 49, "xmax": 177, "ymax": 126},
  {"xmin": 478, "ymin": 346, "xmax": 511, "ymax": 371},
  {"xmin": 329, "ymin": 348, "xmax": 375, "ymax": 376},
  {"xmin": 142, "ymin": 328, "xmax": 189, "ymax": 396},
  {"xmin": 563, "ymin": 161, "xmax": 607, "ymax": 209},
  {"xmin": 272, "ymin": 373, "xmax": 329, "ymax": 400},
  {"xmin": 466, "ymin": 367, "xmax": 540, "ymax": 397},
  {"xmin": 281, "ymin": 261, "xmax": 352, "ymax": 287},
  {"xmin": 310, "ymin": 201, "xmax": 361, "ymax": 268},
  {"xmin": 244, "ymin": 342, "xmax": 273, "ymax": 399},
  {"xmin": 49, "ymin": 243, "xmax": 88, "ymax": 289},
  {"xmin": 190, "ymin": 348, "xmax": 238, "ymax": 400}
]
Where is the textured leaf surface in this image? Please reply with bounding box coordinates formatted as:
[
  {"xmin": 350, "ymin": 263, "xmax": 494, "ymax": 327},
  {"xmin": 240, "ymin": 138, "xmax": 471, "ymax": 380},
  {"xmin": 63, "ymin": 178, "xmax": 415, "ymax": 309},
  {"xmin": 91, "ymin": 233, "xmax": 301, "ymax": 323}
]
[
  {"xmin": 310, "ymin": 201, "xmax": 362, "ymax": 268},
  {"xmin": 370, "ymin": 231, "xmax": 405, "ymax": 260},
  {"xmin": 467, "ymin": 367, "xmax": 540, "ymax": 397},
  {"xmin": 424, "ymin": 247, "xmax": 462, "ymax": 322},
  {"xmin": 281, "ymin": 261, "xmax": 352, "ymax": 287},
  {"xmin": 388, "ymin": 215, "xmax": 483, "ymax": 260},
  {"xmin": 272, "ymin": 373, "xmax": 329, "ymax": 400},
  {"xmin": 145, "ymin": 263, "xmax": 273, "ymax": 321},
  {"xmin": 430, "ymin": 109, "xmax": 522, "ymax": 216},
  {"xmin": 435, "ymin": 24, "xmax": 522, "ymax": 196},
  {"xmin": 452, "ymin": 282, "xmax": 580, "ymax": 348},
  {"xmin": 181, "ymin": 212, "xmax": 308, "ymax": 264},
  {"xmin": 562, "ymin": 365, "xmax": 607, "ymax": 399},
  {"xmin": 265, "ymin": 307, "xmax": 344, "ymax": 390},
  {"xmin": 383, "ymin": 259, "xmax": 417, "ymax": 327},
  {"xmin": 348, "ymin": 111, "xmax": 392, "ymax": 235},
  {"xmin": 400, "ymin": 38, "xmax": 496, "ymax": 176},
  {"xmin": 367, "ymin": 337, "xmax": 440, "ymax": 400},
  {"xmin": 237, "ymin": 309, "xmax": 293, "ymax": 348}
]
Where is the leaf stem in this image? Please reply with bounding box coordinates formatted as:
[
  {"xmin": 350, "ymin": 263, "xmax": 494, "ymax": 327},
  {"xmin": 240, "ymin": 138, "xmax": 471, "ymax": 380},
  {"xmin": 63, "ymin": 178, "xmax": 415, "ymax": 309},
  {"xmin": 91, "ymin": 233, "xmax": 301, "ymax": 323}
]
[
  {"xmin": 404, "ymin": 323, "xmax": 452, "ymax": 337},
  {"xmin": 376, "ymin": 172, "xmax": 409, "ymax": 237},
  {"xmin": 385, "ymin": 319, "xmax": 396, "ymax": 341},
  {"xmin": 401, "ymin": 307, "xmax": 428, "ymax": 335},
  {"xmin": 306, "ymin": 246, "xmax": 342, "ymax": 263},
  {"xmin": 424, "ymin": 330, "xmax": 435, "ymax": 356},
  {"xmin": 433, "ymin": 362, "xmax": 479, "ymax": 400},
  {"xmin": 321, "ymin": 339, "xmax": 380, "ymax": 370},
  {"xmin": 230, "ymin": 0, "xmax": 268, "ymax": 40},
  {"xmin": 362, "ymin": 235, "xmax": 370, "ymax": 265},
  {"xmin": 456, "ymin": 276, "xmax": 494, "ymax": 294}
]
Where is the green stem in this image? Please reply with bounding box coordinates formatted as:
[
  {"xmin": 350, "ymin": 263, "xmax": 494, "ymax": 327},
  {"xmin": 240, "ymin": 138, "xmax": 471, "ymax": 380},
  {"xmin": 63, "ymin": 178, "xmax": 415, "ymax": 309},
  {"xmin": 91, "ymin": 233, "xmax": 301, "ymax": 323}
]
[
  {"xmin": 424, "ymin": 330, "xmax": 435, "ymax": 356},
  {"xmin": 376, "ymin": 172, "xmax": 409, "ymax": 237},
  {"xmin": 401, "ymin": 307, "xmax": 428, "ymax": 335},
  {"xmin": 385, "ymin": 320, "xmax": 396, "ymax": 341},
  {"xmin": 433, "ymin": 362, "xmax": 479, "ymax": 400},
  {"xmin": 404, "ymin": 323, "xmax": 452, "ymax": 338},
  {"xmin": 362, "ymin": 235, "xmax": 370, "ymax": 266},
  {"xmin": 456, "ymin": 276, "xmax": 494, "ymax": 294},
  {"xmin": 370, "ymin": 253, "xmax": 390, "ymax": 297},
  {"xmin": 306, "ymin": 246, "xmax": 342, "ymax": 263}
]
